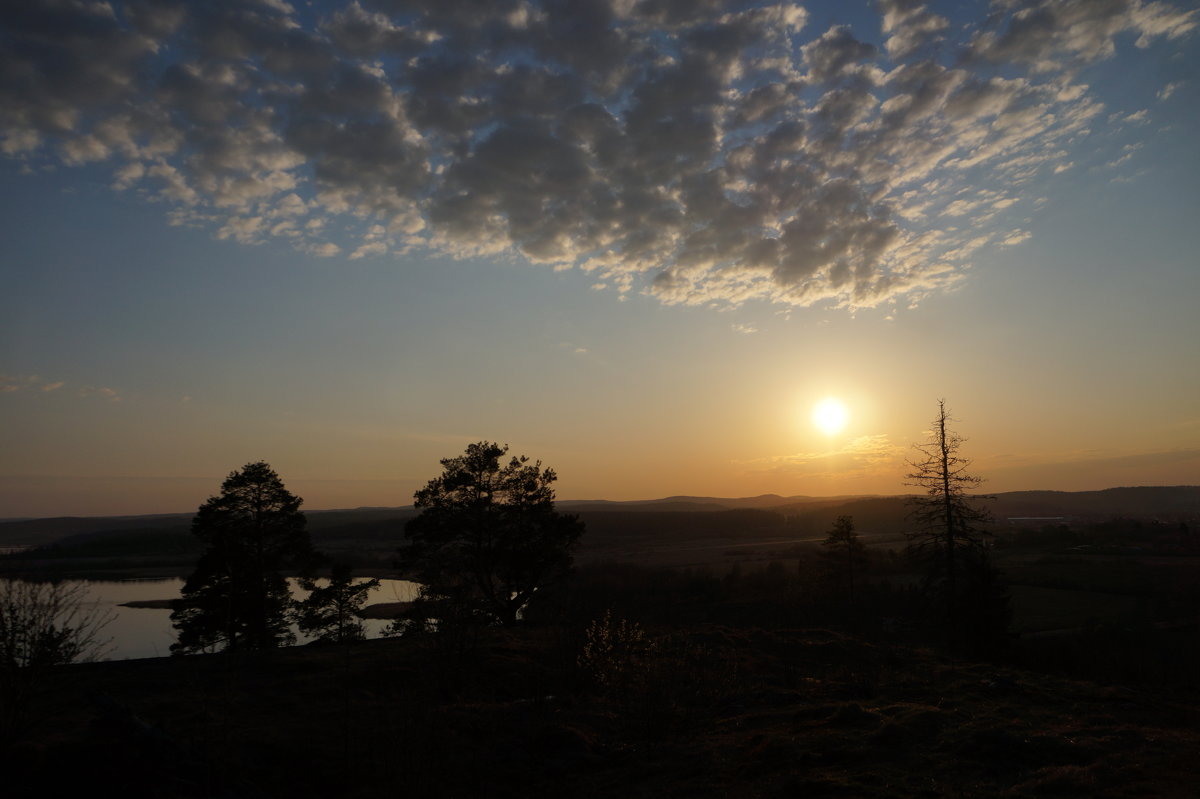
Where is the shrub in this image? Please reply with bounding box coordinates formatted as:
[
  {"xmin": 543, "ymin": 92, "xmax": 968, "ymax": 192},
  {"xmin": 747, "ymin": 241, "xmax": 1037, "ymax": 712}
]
[{"xmin": 1, "ymin": 578, "xmax": 113, "ymax": 739}]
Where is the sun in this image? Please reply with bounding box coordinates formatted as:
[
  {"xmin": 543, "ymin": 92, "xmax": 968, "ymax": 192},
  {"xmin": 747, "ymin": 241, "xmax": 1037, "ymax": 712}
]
[{"xmin": 812, "ymin": 397, "xmax": 850, "ymax": 435}]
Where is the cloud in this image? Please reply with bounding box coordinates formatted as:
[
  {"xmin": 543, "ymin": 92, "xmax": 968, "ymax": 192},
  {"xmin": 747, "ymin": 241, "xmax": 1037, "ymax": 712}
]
[
  {"xmin": 305, "ymin": 241, "xmax": 342, "ymax": 257},
  {"xmin": 964, "ymin": 0, "xmax": 1197, "ymax": 70},
  {"xmin": 0, "ymin": 373, "xmax": 121, "ymax": 400},
  {"xmin": 997, "ymin": 229, "xmax": 1032, "ymax": 247},
  {"xmin": 741, "ymin": 434, "xmax": 905, "ymax": 478},
  {"xmin": 880, "ymin": 0, "xmax": 949, "ymax": 60},
  {"xmin": 0, "ymin": 374, "xmax": 37, "ymax": 393},
  {"xmin": 0, "ymin": 374, "xmax": 63, "ymax": 394},
  {"xmin": 76, "ymin": 384, "xmax": 123, "ymax": 402},
  {"xmin": 730, "ymin": 323, "xmax": 758, "ymax": 334},
  {"xmin": 1, "ymin": 0, "xmax": 1193, "ymax": 310},
  {"xmin": 1110, "ymin": 108, "xmax": 1149, "ymax": 125},
  {"xmin": 1157, "ymin": 80, "xmax": 1184, "ymax": 100}
]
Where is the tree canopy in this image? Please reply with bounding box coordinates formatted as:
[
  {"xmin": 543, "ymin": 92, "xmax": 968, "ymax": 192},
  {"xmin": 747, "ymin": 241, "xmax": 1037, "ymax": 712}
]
[
  {"xmin": 171, "ymin": 462, "xmax": 316, "ymax": 654},
  {"xmin": 297, "ymin": 563, "xmax": 379, "ymax": 644},
  {"xmin": 402, "ymin": 442, "xmax": 584, "ymax": 626}
]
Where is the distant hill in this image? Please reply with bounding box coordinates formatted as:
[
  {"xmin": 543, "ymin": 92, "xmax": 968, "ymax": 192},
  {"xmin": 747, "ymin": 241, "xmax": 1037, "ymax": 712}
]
[
  {"xmin": 0, "ymin": 513, "xmax": 194, "ymax": 549},
  {"xmin": 1, "ymin": 486, "xmax": 1195, "ymax": 551},
  {"xmin": 560, "ymin": 493, "xmax": 875, "ymax": 513},
  {"xmin": 0, "ymin": 507, "xmax": 419, "ymax": 550},
  {"xmin": 989, "ymin": 487, "xmax": 1200, "ymax": 519}
]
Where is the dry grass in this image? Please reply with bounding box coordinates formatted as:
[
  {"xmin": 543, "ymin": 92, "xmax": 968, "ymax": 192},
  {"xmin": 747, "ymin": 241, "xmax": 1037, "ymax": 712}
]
[{"xmin": 3, "ymin": 621, "xmax": 1196, "ymax": 798}]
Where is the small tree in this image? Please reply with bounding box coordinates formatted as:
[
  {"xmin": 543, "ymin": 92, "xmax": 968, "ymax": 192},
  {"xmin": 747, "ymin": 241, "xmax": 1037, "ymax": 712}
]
[
  {"xmin": 172, "ymin": 462, "xmax": 317, "ymax": 654},
  {"xmin": 402, "ymin": 442, "xmax": 585, "ymax": 626},
  {"xmin": 905, "ymin": 400, "xmax": 1007, "ymax": 650},
  {"xmin": 1, "ymin": 579, "xmax": 112, "ymax": 739},
  {"xmin": 297, "ymin": 563, "xmax": 380, "ymax": 644},
  {"xmin": 821, "ymin": 515, "xmax": 866, "ymax": 604}
]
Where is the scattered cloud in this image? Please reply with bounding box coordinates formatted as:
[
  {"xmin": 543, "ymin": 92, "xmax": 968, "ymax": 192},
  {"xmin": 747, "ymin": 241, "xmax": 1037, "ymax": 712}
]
[
  {"xmin": 963, "ymin": 0, "xmax": 1196, "ymax": 69},
  {"xmin": 1, "ymin": 0, "xmax": 1192, "ymax": 310},
  {"xmin": 731, "ymin": 323, "xmax": 758, "ymax": 335},
  {"xmin": 1, "ymin": 373, "xmax": 121, "ymax": 401},
  {"xmin": 1, "ymin": 374, "xmax": 60, "ymax": 394},
  {"xmin": 1110, "ymin": 108, "xmax": 1150, "ymax": 125},
  {"xmin": 0, "ymin": 374, "xmax": 35, "ymax": 393},
  {"xmin": 1157, "ymin": 80, "xmax": 1184, "ymax": 100},
  {"xmin": 741, "ymin": 434, "xmax": 905, "ymax": 478},
  {"xmin": 77, "ymin": 385, "xmax": 123, "ymax": 402},
  {"xmin": 880, "ymin": 0, "xmax": 949, "ymax": 60},
  {"xmin": 1106, "ymin": 142, "xmax": 1143, "ymax": 168},
  {"xmin": 998, "ymin": 230, "xmax": 1032, "ymax": 247},
  {"xmin": 305, "ymin": 241, "xmax": 341, "ymax": 257}
]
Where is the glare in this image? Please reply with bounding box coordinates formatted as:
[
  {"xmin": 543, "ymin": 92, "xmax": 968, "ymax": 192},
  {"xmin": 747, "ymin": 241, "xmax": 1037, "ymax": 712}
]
[{"xmin": 812, "ymin": 398, "xmax": 849, "ymax": 435}]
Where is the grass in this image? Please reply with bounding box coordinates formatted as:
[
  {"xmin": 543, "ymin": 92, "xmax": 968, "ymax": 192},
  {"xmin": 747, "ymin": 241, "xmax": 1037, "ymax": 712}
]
[
  {"xmin": 3, "ymin": 513, "xmax": 1197, "ymax": 796},
  {"xmin": 1008, "ymin": 585, "xmax": 1145, "ymax": 634},
  {"xmin": 3, "ymin": 592, "xmax": 1198, "ymax": 798}
]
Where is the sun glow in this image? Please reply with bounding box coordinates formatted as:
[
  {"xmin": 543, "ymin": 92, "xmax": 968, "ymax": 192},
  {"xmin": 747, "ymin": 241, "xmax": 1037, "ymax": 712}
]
[{"xmin": 812, "ymin": 398, "xmax": 850, "ymax": 435}]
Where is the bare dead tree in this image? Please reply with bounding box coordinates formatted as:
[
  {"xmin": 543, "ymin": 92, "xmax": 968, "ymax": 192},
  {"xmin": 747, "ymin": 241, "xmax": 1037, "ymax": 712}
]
[{"xmin": 906, "ymin": 400, "xmax": 1003, "ymax": 649}]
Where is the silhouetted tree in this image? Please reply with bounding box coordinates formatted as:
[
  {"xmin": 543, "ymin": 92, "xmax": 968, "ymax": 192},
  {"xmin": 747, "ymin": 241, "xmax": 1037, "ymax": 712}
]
[
  {"xmin": 297, "ymin": 563, "xmax": 379, "ymax": 644},
  {"xmin": 906, "ymin": 401, "xmax": 1008, "ymax": 650},
  {"xmin": 402, "ymin": 442, "xmax": 584, "ymax": 626},
  {"xmin": 821, "ymin": 515, "xmax": 866, "ymax": 604},
  {"xmin": 1, "ymin": 579, "xmax": 112, "ymax": 739},
  {"xmin": 172, "ymin": 462, "xmax": 316, "ymax": 654}
]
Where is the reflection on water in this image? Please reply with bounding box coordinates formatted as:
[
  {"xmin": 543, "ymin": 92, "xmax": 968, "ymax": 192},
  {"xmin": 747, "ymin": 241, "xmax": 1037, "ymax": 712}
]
[{"xmin": 67, "ymin": 577, "xmax": 421, "ymax": 661}]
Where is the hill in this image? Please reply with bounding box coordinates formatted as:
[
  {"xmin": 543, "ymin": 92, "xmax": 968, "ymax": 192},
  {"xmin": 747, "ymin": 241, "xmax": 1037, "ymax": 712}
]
[{"xmin": 3, "ymin": 486, "xmax": 1195, "ymax": 571}]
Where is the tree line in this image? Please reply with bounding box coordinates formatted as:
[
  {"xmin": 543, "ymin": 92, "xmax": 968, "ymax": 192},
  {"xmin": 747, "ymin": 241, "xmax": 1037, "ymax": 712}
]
[
  {"xmin": 169, "ymin": 442, "xmax": 584, "ymax": 654},
  {"xmin": 168, "ymin": 400, "xmax": 1006, "ymax": 656}
]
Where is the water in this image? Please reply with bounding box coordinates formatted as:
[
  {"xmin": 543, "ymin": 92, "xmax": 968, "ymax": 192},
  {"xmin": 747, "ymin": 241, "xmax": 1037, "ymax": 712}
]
[{"xmin": 41, "ymin": 577, "xmax": 421, "ymax": 661}]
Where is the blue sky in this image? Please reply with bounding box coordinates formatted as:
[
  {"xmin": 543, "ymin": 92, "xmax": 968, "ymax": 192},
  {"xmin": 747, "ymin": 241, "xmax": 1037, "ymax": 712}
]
[{"xmin": 2, "ymin": 0, "xmax": 1198, "ymax": 516}]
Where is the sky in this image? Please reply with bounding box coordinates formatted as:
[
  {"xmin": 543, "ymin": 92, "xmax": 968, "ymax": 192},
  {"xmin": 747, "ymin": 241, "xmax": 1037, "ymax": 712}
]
[{"xmin": 2, "ymin": 0, "xmax": 1198, "ymax": 517}]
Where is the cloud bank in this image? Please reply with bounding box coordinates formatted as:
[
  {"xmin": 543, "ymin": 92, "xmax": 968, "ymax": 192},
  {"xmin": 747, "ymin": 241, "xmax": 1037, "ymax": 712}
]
[{"xmin": 2, "ymin": 0, "xmax": 1193, "ymax": 309}]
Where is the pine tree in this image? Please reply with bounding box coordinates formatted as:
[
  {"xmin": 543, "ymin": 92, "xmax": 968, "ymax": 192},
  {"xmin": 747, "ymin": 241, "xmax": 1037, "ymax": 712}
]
[
  {"xmin": 821, "ymin": 515, "xmax": 866, "ymax": 604},
  {"xmin": 297, "ymin": 563, "xmax": 380, "ymax": 644},
  {"xmin": 402, "ymin": 442, "xmax": 584, "ymax": 626},
  {"xmin": 171, "ymin": 462, "xmax": 316, "ymax": 654}
]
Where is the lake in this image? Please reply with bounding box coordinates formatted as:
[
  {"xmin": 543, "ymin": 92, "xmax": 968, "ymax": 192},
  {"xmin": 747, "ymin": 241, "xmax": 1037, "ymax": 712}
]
[{"xmin": 54, "ymin": 577, "xmax": 421, "ymax": 661}]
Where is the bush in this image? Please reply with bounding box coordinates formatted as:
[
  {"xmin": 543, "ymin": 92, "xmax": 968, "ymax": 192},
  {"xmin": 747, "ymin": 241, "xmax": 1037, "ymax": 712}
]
[
  {"xmin": 1, "ymin": 579, "xmax": 113, "ymax": 739},
  {"xmin": 577, "ymin": 610, "xmax": 653, "ymax": 691},
  {"xmin": 578, "ymin": 611, "xmax": 740, "ymax": 740}
]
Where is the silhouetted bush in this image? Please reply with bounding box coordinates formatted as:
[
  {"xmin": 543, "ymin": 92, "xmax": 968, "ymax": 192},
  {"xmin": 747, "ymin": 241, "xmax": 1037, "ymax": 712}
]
[
  {"xmin": 1, "ymin": 578, "xmax": 112, "ymax": 740},
  {"xmin": 577, "ymin": 610, "xmax": 741, "ymax": 740}
]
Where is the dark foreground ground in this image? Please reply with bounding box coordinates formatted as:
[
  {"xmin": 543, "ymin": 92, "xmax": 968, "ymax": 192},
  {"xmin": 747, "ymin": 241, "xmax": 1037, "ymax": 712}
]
[
  {"xmin": 5, "ymin": 618, "xmax": 1198, "ymax": 799},
  {"xmin": 3, "ymin": 502, "xmax": 1197, "ymax": 797}
]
